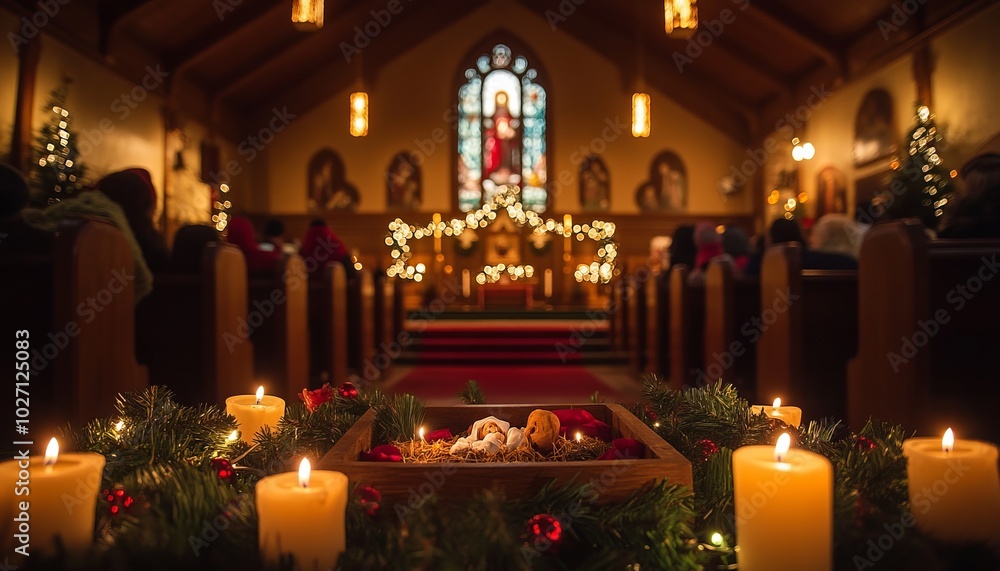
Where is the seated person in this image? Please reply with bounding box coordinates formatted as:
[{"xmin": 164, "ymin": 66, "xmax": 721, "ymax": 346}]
[
  {"xmin": 810, "ymin": 214, "xmax": 863, "ymax": 259},
  {"xmin": 0, "ymin": 163, "xmax": 53, "ymax": 255},
  {"xmin": 721, "ymin": 226, "xmax": 751, "ymax": 273},
  {"xmin": 745, "ymin": 218, "xmax": 857, "ymax": 276},
  {"xmin": 300, "ymin": 218, "xmax": 352, "ymax": 277},
  {"xmin": 21, "ymin": 182, "xmax": 154, "ymax": 300},
  {"xmin": 226, "ymin": 216, "xmax": 282, "ymax": 274},
  {"xmin": 688, "ymin": 222, "xmax": 723, "ymax": 284},
  {"xmin": 260, "ymin": 218, "xmax": 286, "ymax": 253},
  {"xmin": 170, "ymin": 224, "xmax": 219, "ymax": 273},
  {"xmin": 97, "ymin": 169, "xmax": 170, "ymax": 272},
  {"xmin": 939, "ymin": 150, "xmax": 1000, "ymax": 239}
]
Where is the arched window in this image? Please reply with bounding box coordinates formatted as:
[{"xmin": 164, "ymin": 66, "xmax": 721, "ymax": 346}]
[{"xmin": 457, "ymin": 43, "xmax": 547, "ymax": 212}]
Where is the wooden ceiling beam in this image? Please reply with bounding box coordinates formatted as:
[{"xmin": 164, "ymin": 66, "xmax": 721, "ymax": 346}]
[
  {"xmin": 540, "ymin": 1, "xmax": 756, "ymax": 143},
  {"xmin": 745, "ymin": 0, "xmax": 843, "ymax": 71},
  {"xmin": 97, "ymin": 0, "xmax": 159, "ymax": 55},
  {"xmin": 164, "ymin": 1, "xmax": 287, "ymax": 76}
]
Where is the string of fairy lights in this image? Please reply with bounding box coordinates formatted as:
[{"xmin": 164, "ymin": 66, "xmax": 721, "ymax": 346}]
[{"xmin": 385, "ymin": 185, "xmax": 618, "ymax": 285}]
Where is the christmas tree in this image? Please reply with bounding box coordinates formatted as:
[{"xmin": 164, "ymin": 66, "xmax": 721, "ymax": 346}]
[
  {"xmin": 31, "ymin": 80, "xmax": 86, "ymax": 204},
  {"xmin": 886, "ymin": 104, "xmax": 953, "ymax": 229}
]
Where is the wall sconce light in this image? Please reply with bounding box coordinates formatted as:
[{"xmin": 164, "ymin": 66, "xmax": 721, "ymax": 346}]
[{"xmin": 791, "ymin": 137, "xmax": 815, "ymax": 161}]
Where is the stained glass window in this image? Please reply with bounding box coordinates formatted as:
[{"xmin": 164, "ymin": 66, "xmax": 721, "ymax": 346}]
[{"xmin": 457, "ymin": 44, "xmax": 547, "ymax": 212}]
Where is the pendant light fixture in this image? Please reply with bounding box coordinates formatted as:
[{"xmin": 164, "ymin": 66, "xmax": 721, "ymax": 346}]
[
  {"xmin": 291, "ymin": 0, "xmax": 324, "ymax": 30},
  {"xmin": 664, "ymin": 0, "xmax": 698, "ymax": 37}
]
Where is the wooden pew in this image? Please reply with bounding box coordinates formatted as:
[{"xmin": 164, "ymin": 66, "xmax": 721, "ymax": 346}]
[
  {"xmin": 703, "ymin": 259, "xmax": 760, "ymax": 393},
  {"xmin": 307, "ymin": 262, "xmax": 350, "ymax": 387},
  {"xmin": 756, "ymin": 243, "xmax": 857, "ymax": 420},
  {"xmin": 643, "ymin": 270, "xmax": 668, "ymax": 376},
  {"xmin": 0, "ymin": 218, "xmax": 147, "ymax": 424},
  {"xmin": 347, "ymin": 269, "xmax": 377, "ymax": 379},
  {"xmin": 136, "ymin": 242, "xmax": 253, "ymax": 405},
  {"xmin": 668, "ymin": 265, "xmax": 705, "ymax": 389},
  {"xmin": 627, "ymin": 272, "xmax": 646, "ymax": 372},
  {"xmin": 847, "ymin": 220, "xmax": 1000, "ymax": 440},
  {"xmin": 247, "ymin": 255, "xmax": 309, "ymax": 400}
]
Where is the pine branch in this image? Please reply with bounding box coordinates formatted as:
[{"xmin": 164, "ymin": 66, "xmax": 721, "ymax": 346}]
[{"xmin": 459, "ymin": 379, "xmax": 486, "ymax": 404}]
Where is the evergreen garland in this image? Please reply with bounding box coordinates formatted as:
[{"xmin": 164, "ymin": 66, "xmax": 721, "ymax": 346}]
[{"xmin": 27, "ymin": 378, "xmax": 997, "ymax": 570}]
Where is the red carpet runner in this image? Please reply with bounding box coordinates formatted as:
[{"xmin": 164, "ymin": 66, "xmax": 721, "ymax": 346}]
[{"xmin": 384, "ymin": 314, "xmax": 634, "ymax": 403}]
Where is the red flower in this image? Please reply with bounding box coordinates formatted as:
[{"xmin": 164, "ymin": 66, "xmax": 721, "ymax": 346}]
[
  {"xmin": 356, "ymin": 486, "xmax": 382, "ymax": 517},
  {"xmin": 299, "ymin": 384, "xmax": 334, "ymax": 413}
]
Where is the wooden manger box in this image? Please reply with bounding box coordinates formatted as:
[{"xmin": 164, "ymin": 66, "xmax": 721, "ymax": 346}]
[{"xmin": 318, "ymin": 403, "xmax": 692, "ymax": 506}]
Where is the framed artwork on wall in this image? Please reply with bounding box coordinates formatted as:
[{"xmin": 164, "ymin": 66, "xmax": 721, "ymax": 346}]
[
  {"xmin": 635, "ymin": 150, "xmax": 687, "ymax": 212},
  {"xmin": 307, "ymin": 148, "xmax": 359, "ymax": 211},
  {"xmin": 853, "ymin": 88, "xmax": 896, "ymax": 166},
  {"xmin": 579, "ymin": 155, "xmax": 610, "ymax": 211},
  {"xmin": 386, "ymin": 152, "xmax": 422, "ymax": 210},
  {"xmin": 815, "ymin": 166, "xmax": 848, "ymax": 218}
]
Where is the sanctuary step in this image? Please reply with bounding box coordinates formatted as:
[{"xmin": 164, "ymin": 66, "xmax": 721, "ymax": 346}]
[{"xmin": 397, "ymin": 312, "xmax": 626, "ymax": 367}]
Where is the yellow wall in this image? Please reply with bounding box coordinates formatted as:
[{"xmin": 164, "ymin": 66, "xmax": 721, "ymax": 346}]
[
  {"xmin": 786, "ymin": 3, "xmax": 1000, "ymax": 220},
  {"xmin": 0, "ymin": 6, "xmax": 246, "ymax": 233},
  {"xmin": 258, "ymin": 0, "xmax": 753, "ymax": 216}
]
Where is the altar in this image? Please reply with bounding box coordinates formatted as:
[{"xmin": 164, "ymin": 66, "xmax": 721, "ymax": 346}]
[{"xmin": 477, "ymin": 282, "xmax": 535, "ymax": 309}]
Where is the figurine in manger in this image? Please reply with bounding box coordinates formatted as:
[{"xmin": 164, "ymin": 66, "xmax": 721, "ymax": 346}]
[{"xmin": 450, "ymin": 416, "xmax": 525, "ymax": 455}]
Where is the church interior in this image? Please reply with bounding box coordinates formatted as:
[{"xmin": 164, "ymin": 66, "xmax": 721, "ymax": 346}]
[{"xmin": 2, "ymin": 0, "xmax": 1000, "ymax": 569}]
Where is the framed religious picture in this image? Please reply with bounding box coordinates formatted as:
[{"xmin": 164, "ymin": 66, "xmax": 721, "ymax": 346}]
[
  {"xmin": 634, "ymin": 151, "xmax": 688, "ymax": 211},
  {"xmin": 385, "ymin": 152, "xmax": 422, "ymax": 210},
  {"xmin": 853, "ymin": 88, "xmax": 896, "ymax": 166},
  {"xmin": 815, "ymin": 166, "xmax": 848, "ymax": 218},
  {"xmin": 579, "ymin": 155, "xmax": 610, "ymax": 211},
  {"xmin": 307, "ymin": 148, "xmax": 359, "ymax": 211}
]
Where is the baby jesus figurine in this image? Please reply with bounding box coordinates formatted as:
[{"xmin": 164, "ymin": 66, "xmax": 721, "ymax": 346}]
[{"xmin": 450, "ymin": 416, "xmax": 525, "ymax": 455}]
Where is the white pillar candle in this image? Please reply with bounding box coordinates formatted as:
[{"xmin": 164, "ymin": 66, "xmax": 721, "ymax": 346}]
[
  {"xmin": 751, "ymin": 397, "xmax": 802, "ymax": 428},
  {"xmin": 462, "ymin": 269, "xmax": 471, "ymax": 298},
  {"xmin": 256, "ymin": 459, "xmax": 348, "ymax": 570},
  {"xmin": 0, "ymin": 438, "xmax": 105, "ymax": 559},
  {"xmin": 544, "ymin": 269, "xmax": 553, "ymax": 298},
  {"xmin": 902, "ymin": 428, "xmax": 1000, "ymax": 544},
  {"xmin": 226, "ymin": 386, "xmax": 285, "ymax": 443},
  {"xmin": 733, "ymin": 433, "xmax": 832, "ymax": 571}
]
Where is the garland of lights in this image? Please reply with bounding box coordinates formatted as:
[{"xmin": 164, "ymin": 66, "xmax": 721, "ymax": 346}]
[
  {"xmin": 385, "ymin": 185, "xmax": 618, "ymax": 284},
  {"xmin": 212, "ymin": 183, "xmax": 232, "ymax": 232}
]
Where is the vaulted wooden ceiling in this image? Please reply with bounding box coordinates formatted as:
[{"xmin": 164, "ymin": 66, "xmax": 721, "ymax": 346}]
[{"xmin": 2, "ymin": 0, "xmax": 994, "ymax": 143}]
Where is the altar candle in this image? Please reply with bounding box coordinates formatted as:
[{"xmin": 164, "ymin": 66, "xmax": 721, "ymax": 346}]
[
  {"xmin": 226, "ymin": 386, "xmax": 285, "ymax": 443},
  {"xmin": 462, "ymin": 269, "xmax": 471, "ymax": 298},
  {"xmin": 902, "ymin": 428, "xmax": 1000, "ymax": 544},
  {"xmin": 750, "ymin": 397, "xmax": 802, "ymax": 428},
  {"xmin": 732, "ymin": 433, "xmax": 832, "ymax": 571},
  {"xmin": 256, "ymin": 458, "xmax": 348, "ymax": 570},
  {"xmin": 0, "ymin": 438, "xmax": 105, "ymax": 558},
  {"xmin": 544, "ymin": 269, "xmax": 553, "ymax": 298}
]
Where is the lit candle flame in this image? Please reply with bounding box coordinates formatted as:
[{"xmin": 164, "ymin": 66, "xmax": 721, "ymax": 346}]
[
  {"xmin": 575, "ymin": 432, "xmax": 582, "ymax": 443},
  {"xmin": 298, "ymin": 458, "xmax": 311, "ymax": 488},
  {"xmin": 44, "ymin": 437, "xmax": 59, "ymax": 466},
  {"xmin": 418, "ymin": 427, "xmax": 425, "ymax": 441},
  {"xmin": 774, "ymin": 433, "xmax": 791, "ymax": 463},
  {"xmin": 114, "ymin": 420, "xmax": 125, "ymax": 432},
  {"xmin": 772, "ymin": 397, "xmax": 781, "ymax": 409},
  {"xmin": 942, "ymin": 428, "xmax": 954, "ymax": 454},
  {"xmin": 255, "ymin": 385, "xmax": 265, "ymax": 405},
  {"xmin": 227, "ymin": 430, "xmax": 239, "ymax": 442}
]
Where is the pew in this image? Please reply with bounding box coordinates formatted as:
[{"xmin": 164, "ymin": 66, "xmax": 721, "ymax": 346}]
[
  {"xmin": 643, "ymin": 270, "xmax": 668, "ymax": 376},
  {"xmin": 668, "ymin": 265, "xmax": 705, "ymax": 389},
  {"xmin": 374, "ymin": 271, "xmax": 394, "ymax": 356},
  {"xmin": 703, "ymin": 259, "xmax": 760, "ymax": 393},
  {"xmin": 307, "ymin": 262, "xmax": 350, "ymax": 387},
  {"xmin": 248, "ymin": 255, "xmax": 309, "ymax": 400},
  {"xmin": 847, "ymin": 220, "xmax": 1000, "ymax": 440},
  {"xmin": 627, "ymin": 272, "xmax": 646, "ymax": 372},
  {"xmin": 0, "ymin": 218, "xmax": 147, "ymax": 424},
  {"xmin": 136, "ymin": 242, "xmax": 253, "ymax": 405},
  {"xmin": 756, "ymin": 243, "xmax": 857, "ymax": 420},
  {"xmin": 347, "ymin": 269, "xmax": 377, "ymax": 378}
]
